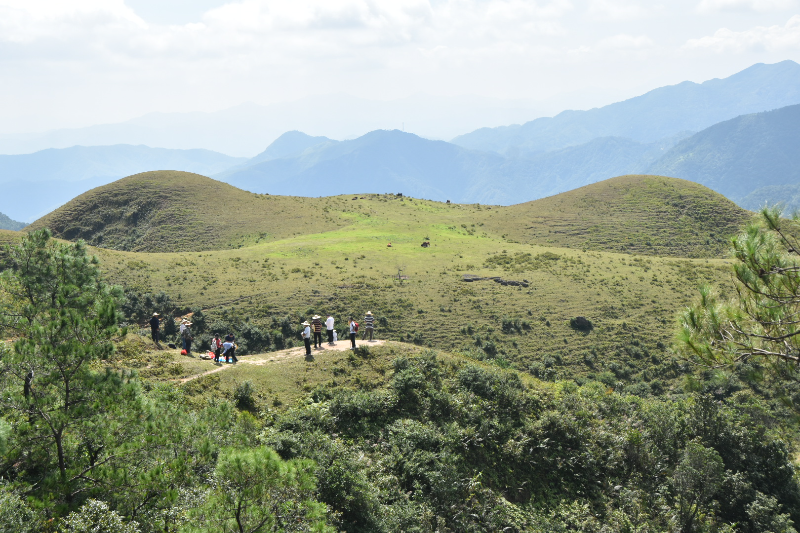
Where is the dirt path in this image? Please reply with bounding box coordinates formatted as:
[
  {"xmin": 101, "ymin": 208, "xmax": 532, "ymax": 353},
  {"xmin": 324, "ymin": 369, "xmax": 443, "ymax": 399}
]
[{"xmin": 179, "ymin": 339, "xmax": 386, "ymax": 383}]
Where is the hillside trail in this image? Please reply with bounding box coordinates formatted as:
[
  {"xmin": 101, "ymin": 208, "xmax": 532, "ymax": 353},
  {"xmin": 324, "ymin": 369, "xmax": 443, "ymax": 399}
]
[{"xmin": 179, "ymin": 339, "xmax": 387, "ymax": 383}]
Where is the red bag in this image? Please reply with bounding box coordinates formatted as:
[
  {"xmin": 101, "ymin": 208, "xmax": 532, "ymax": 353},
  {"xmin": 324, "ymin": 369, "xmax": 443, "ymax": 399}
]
[{"xmin": 180, "ymin": 349, "xmax": 188, "ymax": 355}]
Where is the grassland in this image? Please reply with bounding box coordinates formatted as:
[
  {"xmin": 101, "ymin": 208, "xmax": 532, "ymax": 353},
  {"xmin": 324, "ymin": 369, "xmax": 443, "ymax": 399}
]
[
  {"xmin": 24, "ymin": 174, "xmax": 744, "ymax": 397},
  {"xmin": 483, "ymin": 175, "xmax": 751, "ymax": 258},
  {"xmin": 27, "ymin": 171, "xmax": 354, "ymax": 252}
]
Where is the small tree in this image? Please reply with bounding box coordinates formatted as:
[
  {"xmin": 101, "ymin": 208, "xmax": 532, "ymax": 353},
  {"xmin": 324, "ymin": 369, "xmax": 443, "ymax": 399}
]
[
  {"xmin": 679, "ymin": 207, "xmax": 800, "ymax": 373},
  {"xmin": 187, "ymin": 447, "xmax": 333, "ymax": 533},
  {"xmin": 0, "ymin": 229, "xmax": 133, "ymax": 503}
]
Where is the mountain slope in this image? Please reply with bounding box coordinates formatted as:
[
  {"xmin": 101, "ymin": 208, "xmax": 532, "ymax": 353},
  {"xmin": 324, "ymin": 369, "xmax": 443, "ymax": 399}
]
[
  {"xmin": 222, "ymin": 129, "xmax": 518, "ymax": 204},
  {"xmin": 481, "ymin": 175, "xmax": 752, "ymax": 257},
  {"xmin": 27, "ymin": 171, "xmax": 352, "ymax": 252},
  {"xmin": 0, "ymin": 145, "xmax": 245, "ymax": 222},
  {"xmin": 0, "ymin": 211, "xmax": 26, "ymax": 231},
  {"xmin": 646, "ymin": 104, "xmax": 800, "ymax": 201},
  {"xmin": 453, "ymin": 60, "xmax": 800, "ymax": 156}
]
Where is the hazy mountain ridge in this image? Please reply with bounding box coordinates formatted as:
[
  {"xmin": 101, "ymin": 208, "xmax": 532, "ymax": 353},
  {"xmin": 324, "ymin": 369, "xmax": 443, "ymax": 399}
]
[
  {"xmin": 0, "ymin": 144, "xmax": 245, "ymax": 222},
  {"xmin": 0, "ymin": 211, "xmax": 26, "ymax": 231},
  {"xmin": 646, "ymin": 104, "xmax": 800, "ymax": 200},
  {"xmin": 452, "ymin": 60, "xmax": 800, "ymax": 157}
]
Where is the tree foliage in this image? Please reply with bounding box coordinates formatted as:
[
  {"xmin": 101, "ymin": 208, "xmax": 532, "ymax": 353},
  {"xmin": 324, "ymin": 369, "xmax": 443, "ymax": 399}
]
[{"xmin": 679, "ymin": 207, "xmax": 800, "ymax": 372}]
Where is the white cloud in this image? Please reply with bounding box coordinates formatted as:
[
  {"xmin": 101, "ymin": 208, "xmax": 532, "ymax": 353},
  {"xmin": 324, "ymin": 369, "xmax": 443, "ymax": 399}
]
[
  {"xmin": 696, "ymin": 0, "xmax": 797, "ymax": 13},
  {"xmin": 685, "ymin": 15, "xmax": 800, "ymax": 52},
  {"xmin": 586, "ymin": 0, "xmax": 649, "ymax": 21}
]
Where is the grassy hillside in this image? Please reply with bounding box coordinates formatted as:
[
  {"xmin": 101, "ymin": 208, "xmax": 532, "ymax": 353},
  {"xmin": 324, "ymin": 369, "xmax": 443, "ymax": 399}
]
[
  {"xmin": 483, "ymin": 175, "xmax": 751, "ymax": 257},
  {"xmin": 27, "ymin": 171, "xmax": 353, "ymax": 252}
]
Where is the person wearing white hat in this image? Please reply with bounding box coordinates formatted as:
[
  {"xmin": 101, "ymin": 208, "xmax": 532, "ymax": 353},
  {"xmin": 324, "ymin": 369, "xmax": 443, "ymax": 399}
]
[
  {"xmin": 362, "ymin": 311, "xmax": 375, "ymax": 341},
  {"xmin": 301, "ymin": 321, "xmax": 312, "ymax": 355},
  {"xmin": 182, "ymin": 322, "xmax": 194, "ymax": 355},
  {"xmin": 149, "ymin": 312, "xmax": 161, "ymax": 348},
  {"xmin": 311, "ymin": 315, "xmax": 323, "ymax": 349}
]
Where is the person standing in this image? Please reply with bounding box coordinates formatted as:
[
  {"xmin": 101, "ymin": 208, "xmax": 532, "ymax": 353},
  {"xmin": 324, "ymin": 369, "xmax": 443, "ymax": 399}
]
[
  {"xmin": 211, "ymin": 333, "xmax": 223, "ymax": 363},
  {"xmin": 312, "ymin": 315, "xmax": 323, "ymax": 349},
  {"xmin": 362, "ymin": 311, "xmax": 375, "ymax": 341},
  {"xmin": 325, "ymin": 314, "xmax": 335, "ymax": 345},
  {"xmin": 149, "ymin": 312, "xmax": 161, "ymax": 348},
  {"xmin": 180, "ymin": 319, "xmax": 188, "ymax": 351},
  {"xmin": 301, "ymin": 321, "xmax": 312, "ymax": 356},
  {"xmin": 349, "ymin": 317, "xmax": 357, "ymax": 350},
  {"xmin": 182, "ymin": 322, "xmax": 194, "ymax": 354},
  {"xmin": 223, "ymin": 332, "xmax": 237, "ymax": 363}
]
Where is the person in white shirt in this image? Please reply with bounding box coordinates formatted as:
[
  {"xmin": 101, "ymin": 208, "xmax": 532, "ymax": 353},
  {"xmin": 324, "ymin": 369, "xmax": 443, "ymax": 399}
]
[
  {"xmin": 349, "ymin": 317, "xmax": 357, "ymax": 350},
  {"xmin": 325, "ymin": 315, "xmax": 335, "ymax": 345},
  {"xmin": 301, "ymin": 321, "xmax": 312, "ymax": 355}
]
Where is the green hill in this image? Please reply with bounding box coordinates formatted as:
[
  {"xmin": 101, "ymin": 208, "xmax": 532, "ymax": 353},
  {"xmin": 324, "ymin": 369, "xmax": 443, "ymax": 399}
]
[
  {"xmin": 27, "ymin": 170, "xmax": 352, "ymax": 252},
  {"xmin": 482, "ymin": 175, "xmax": 751, "ymax": 258}
]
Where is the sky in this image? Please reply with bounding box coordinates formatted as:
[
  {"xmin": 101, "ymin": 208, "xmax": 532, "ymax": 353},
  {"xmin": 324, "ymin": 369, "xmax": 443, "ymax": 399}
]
[{"xmin": 0, "ymin": 0, "xmax": 799, "ymax": 135}]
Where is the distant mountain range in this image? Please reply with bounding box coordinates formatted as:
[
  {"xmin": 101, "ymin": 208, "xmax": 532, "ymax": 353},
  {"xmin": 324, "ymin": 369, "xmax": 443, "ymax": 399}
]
[
  {"xmin": 217, "ymin": 101, "xmax": 800, "ymax": 206},
  {"xmin": 647, "ymin": 104, "xmax": 800, "ymax": 204},
  {"xmin": 4, "ymin": 60, "xmax": 800, "ymax": 220},
  {"xmin": 452, "ymin": 60, "xmax": 800, "ymax": 157},
  {"xmin": 0, "ymin": 145, "xmax": 245, "ymax": 222}
]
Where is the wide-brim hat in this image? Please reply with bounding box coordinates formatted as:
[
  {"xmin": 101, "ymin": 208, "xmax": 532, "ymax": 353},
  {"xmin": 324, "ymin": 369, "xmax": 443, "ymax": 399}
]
[
  {"xmin": 312, "ymin": 315, "xmax": 321, "ymax": 319},
  {"xmin": 366, "ymin": 311, "xmax": 373, "ymax": 316},
  {"xmin": 185, "ymin": 322, "xmax": 192, "ymax": 326},
  {"xmin": 302, "ymin": 321, "xmax": 310, "ymax": 326},
  {"xmin": 152, "ymin": 312, "xmax": 160, "ymax": 316}
]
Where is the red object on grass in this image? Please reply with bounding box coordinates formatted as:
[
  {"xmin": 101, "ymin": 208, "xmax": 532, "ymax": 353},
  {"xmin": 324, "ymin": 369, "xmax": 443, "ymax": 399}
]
[{"xmin": 180, "ymin": 349, "xmax": 187, "ymax": 355}]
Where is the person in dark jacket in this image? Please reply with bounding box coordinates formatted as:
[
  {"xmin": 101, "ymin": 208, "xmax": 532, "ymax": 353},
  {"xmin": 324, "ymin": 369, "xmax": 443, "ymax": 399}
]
[
  {"xmin": 149, "ymin": 312, "xmax": 161, "ymax": 348},
  {"xmin": 182, "ymin": 322, "xmax": 194, "ymax": 354}
]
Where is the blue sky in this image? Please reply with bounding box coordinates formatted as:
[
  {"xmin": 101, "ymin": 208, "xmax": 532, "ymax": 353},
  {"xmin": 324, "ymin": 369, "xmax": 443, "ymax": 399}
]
[{"xmin": 1, "ymin": 0, "xmax": 798, "ymax": 134}]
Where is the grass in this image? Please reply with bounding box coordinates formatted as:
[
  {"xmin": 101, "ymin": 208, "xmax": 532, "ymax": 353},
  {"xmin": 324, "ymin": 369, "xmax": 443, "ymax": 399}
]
[
  {"xmin": 483, "ymin": 175, "xmax": 751, "ymax": 258},
  {"xmin": 11, "ymin": 172, "xmax": 756, "ymax": 394}
]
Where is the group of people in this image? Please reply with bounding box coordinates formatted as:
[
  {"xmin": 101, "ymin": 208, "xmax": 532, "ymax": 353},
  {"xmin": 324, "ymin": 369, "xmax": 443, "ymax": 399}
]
[
  {"xmin": 300, "ymin": 312, "xmax": 376, "ymax": 356},
  {"xmin": 210, "ymin": 333, "xmax": 238, "ymax": 364},
  {"xmin": 148, "ymin": 312, "xmax": 237, "ymax": 363}
]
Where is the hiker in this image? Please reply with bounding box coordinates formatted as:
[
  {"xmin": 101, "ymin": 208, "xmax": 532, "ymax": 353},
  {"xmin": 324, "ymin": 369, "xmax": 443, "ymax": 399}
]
[
  {"xmin": 349, "ymin": 317, "xmax": 357, "ymax": 350},
  {"xmin": 222, "ymin": 339, "xmax": 237, "ymax": 363},
  {"xmin": 301, "ymin": 321, "xmax": 312, "ymax": 356},
  {"xmin": 182, "ymin": 322, "xmax": 194, "ymax": 355},
  {"xmin": 312, "ymin": 315, "xmax": 323, "ymax": 349},
  {"xmin": 179, "ymin": 319, "xmax": 188, "ymax": 350},
  {"xmin": 362, "ymin": 311, "xmax": 375, "ymax": 341},
  {"xmin": 149, "ymin": 312, "xmax": 161, "ymax": 348},
  {"xmin": 211, "ymin": 333, "xmax": 223, "ymax": 363},
  {"xmin": 325, "ymin": 314, "xmax": 335, "ymax": 345}
]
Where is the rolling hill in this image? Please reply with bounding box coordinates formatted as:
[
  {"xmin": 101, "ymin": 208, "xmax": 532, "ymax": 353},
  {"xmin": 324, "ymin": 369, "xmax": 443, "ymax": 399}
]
[
  {"xmin": 482, "ymin": 175, "xmax": 751, "ymax": 257},
  {"xmin": 26, "ymin": 171, "xmax": 352, "ymax": 252},
  {"xmin": 452, "ymin": 60, "xmax": 800, "ymax": 157},
  {"xmin": 646, "ymin": 104, "xmax": 800, "ymax": 201},
  {"xmin": 0, "ymin": 144, "xmax": 245, "ymax": 222}
]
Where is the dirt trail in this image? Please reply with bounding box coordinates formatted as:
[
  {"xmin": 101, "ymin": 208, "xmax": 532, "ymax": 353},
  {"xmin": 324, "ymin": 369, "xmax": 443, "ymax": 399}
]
[{"xmin": 179, "ymin": 339, "xmax": 386, "ymax": 383}]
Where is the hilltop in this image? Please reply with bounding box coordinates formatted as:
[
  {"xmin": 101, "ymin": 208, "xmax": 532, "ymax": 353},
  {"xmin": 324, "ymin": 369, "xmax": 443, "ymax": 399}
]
[
  {"xmin": 30, "ymin": 172, "xmax": 747, "ymax": 259},
  {"xmin": 27, "ymin": 171, "xmax": 352, "ymax": 252},
  {"xmin": 482, "ymin": 175, "xmax": 752, "ymax": 257}
]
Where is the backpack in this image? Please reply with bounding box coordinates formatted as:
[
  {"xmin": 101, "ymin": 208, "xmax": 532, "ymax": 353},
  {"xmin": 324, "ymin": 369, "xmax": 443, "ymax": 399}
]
[{"xmin": 354, "ymin": 322, "xmax": 359, "ymax": 333}]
